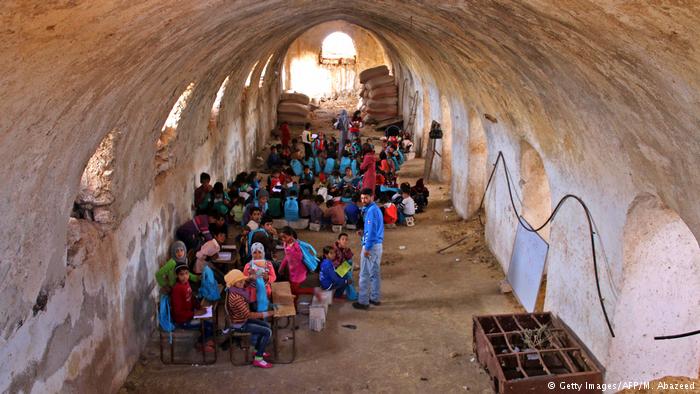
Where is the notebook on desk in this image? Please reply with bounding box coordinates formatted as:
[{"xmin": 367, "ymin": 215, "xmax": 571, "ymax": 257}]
[{"xmin": 193, "ymin": 305, "xmax": 213, "ymax": 319}]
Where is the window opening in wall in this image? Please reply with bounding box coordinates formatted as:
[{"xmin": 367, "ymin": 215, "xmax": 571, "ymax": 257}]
[
  {"xmin": 156, "ymin": 81, "xmax": 195, "ymax": 175},
  {"xmin": 210, "ymin": 76, "xmax": 230, "ymax": 129},
  {"xmin": 259, "ymin": 54, "xmax": 274, "ymax": 88},
  {"xmin": 281, "ymin": 62, "xmax": 287, "ymax": 90},
  {"xmin": 320, "ymin": 31, "xmax": 356, "ymax": 65},
  {"xmin": 71, "ymin": 129, "xmax": 120, "ymax": 226},
  {"xmin": 212, "ymin": 76, "xmax": 229, "ymax": 114},
  {"xmin": 245, "ymin": 61, "xmax": 259, "ymax": 87}
]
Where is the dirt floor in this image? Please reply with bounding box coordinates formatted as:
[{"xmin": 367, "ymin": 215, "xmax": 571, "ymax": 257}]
[{"xmin": 121, "ymin": 98, "xmax": 523, "ymax": 393}]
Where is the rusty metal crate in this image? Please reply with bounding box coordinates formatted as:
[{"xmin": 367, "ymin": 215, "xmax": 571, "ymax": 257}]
[{"xmin": 473, "ymin": 312, "xmax": 603, "ymax": 393}]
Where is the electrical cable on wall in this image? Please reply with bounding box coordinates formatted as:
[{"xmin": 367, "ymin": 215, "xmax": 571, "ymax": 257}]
[
  {"xmin": 654, "ymin": 329, "xmax": 700, "ymax": 340},
  {"xmin": 476, "ymin": 151, "xmax": 616, "ymax": 337}
]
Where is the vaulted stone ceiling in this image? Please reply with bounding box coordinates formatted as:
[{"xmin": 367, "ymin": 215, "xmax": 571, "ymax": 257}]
[{"xmin": 1, "ymin": 1, "xmax": 698, "ymax": 392}]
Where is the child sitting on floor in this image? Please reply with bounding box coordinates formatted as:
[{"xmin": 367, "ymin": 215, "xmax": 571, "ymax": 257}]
[
  {"xmin": 299, "ymin": 166, "xmax": 315, "ymax": 197},
  {"xmin": 171, "ymin": 264, "xmax": 214, "ymax": 353},
  {"xmin": 225, "ymin": 269, "xmax": 275, "ymax": 368},
  {"xmin": 267, "ymin": 146, "xmax": 283, "ymax": 169},
  {"xmin": 243, "ymin": 243, "xmax": 276, "ymax": 312},
  {"xmin": 319, "ymin": 246, "xmax": 352, "ymax": 299},
  {"xmin": 327, "ymin": 170, "xmax": 342, "ymax": 195},
  {"xmin": 229, "ymin": 195, "xmax": 245, "ymax": 224},
  {"xmin": 399, "ymin": 183, "xmax": 416, "ymax": 225},
  {"xmin": 344, "ymin": 194, "xmax": 361, "ymax": 226}
]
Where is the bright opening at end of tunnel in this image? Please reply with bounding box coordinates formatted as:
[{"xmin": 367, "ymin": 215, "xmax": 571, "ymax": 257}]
[
  {"xmin": 321, "ymin": 31, "xmax": 356, "ymax": 59},
  {"xmin": 287, "ymin": 30, "xmax": 358, "ymax": 99}
]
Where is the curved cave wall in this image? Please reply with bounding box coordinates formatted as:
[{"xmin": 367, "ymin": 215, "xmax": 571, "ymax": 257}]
[{"xmin": 0, "ymin": 1, "xmax": 698, "ymax": 392}]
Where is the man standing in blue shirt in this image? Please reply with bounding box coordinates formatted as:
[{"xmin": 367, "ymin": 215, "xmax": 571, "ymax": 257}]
[{"xmin": 353, "ymin": 188, "xmax": 385, "ymax": 310}]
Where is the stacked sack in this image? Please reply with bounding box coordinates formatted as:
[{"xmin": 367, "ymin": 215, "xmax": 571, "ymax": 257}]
[
  {"xmin": 359, "ymin": 65, "xmax": 398, "ymax": 123},
  {"xmin": 278, "ymin": 92, "xmax": 311, "ymax": 125}
]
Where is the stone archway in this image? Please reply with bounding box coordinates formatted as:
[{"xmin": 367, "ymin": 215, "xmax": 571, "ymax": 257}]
[{"xmin": 606, "ymin": 193, "xmax": 700, "ymax": 383}]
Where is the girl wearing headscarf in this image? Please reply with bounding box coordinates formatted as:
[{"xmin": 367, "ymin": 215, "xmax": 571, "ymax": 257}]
[
  {"xmin": 155, "ymin": 241, "xmax": 199, "ymax": 292},
  {"xmin": 243, "ymin": 242, "xmax": 276, "ymax": 311},
  {"xmin": 335, "ymin": 109, "xmax": 350, "ymax": 158}
]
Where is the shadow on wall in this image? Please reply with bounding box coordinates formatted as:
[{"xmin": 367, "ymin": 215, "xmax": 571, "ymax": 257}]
[{"xmin": 607, "ymin": 193, "xmax": 700, "ymax": 383}]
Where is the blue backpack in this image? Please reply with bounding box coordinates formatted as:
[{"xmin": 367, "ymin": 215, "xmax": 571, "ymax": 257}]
[
  {"xmin": 255, "ymin": 276, "xmax": 269, "ymax": 312},
  {"xmin": 159, "ymin": 294, "xmax": 175, "ymax": 343},
  {"xmin": 351, "ymin": 160, "xmax": 359, "ymax": 176},
  {"xmin": 284, "ymin": 197, "xmax": 299, "ymax": 221},
  {"xmin": 324, "ymin": 158, "xmax": 336, "ymax": 175},
  {"xmin": 199, "ymin": 266, "xmax": 221, "ymax": 302},
  {"xmin": 297, "ymin": 240, "xmax": 319, "ymax": 271},
  {"xmin": 339, "ymin": 157, "xmax": 351, "ymax": 174},
  {"xmin": 290, "ymin": 159, "xmax": 303, "ymax": 176},
  {"xmin": 313, "ymin": 157, "xmax": 322, "ymax": 175}
]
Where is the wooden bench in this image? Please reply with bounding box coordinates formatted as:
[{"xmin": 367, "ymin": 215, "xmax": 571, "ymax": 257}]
[{"xmin": 156, "ymin": 300, "xmax": 218, "ymax": 365}]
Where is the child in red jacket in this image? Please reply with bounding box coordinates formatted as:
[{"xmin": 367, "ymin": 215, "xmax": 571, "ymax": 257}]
[{"xmin": 171, "ymin": 265, "xmax": 214, "ymax": 352}]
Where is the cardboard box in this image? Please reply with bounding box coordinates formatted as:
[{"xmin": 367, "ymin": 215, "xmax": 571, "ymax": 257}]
[
  {"xmin": 309, "ymin": 304, "xmax": 326, "ymax": 332},
  {"xmin": 271, "ymin": 282, "xmax": 295, "ymax": 305}
]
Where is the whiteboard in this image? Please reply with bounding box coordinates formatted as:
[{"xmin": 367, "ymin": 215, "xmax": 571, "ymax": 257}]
[{"xmin": 507, "ymin": 217, "xmax": 549, "ymax": 312}]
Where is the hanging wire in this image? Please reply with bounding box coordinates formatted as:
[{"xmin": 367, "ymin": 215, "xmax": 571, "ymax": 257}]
[{"xmin": 477, "ymin": 151, "xmax": 616, "ymax": 337}]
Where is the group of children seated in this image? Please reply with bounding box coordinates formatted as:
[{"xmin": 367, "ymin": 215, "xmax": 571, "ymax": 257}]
[
  {"xmin": 157, "ymin": 225, "xmax": 356, "ymax": 368},
  {"xmin": 155, "ymin": 111, "xmax": 431, "ymax": 368}
]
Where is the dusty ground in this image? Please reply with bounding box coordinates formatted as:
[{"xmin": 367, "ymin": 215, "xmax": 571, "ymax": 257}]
[{"xmin": 121, "ymin": 99, "xmax": 523, "ymax": 393}]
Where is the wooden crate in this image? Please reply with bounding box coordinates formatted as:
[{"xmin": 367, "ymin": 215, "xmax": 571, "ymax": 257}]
[{"xmin": 473, "ymin": 312, "xmax": 603, "ymax": 394}]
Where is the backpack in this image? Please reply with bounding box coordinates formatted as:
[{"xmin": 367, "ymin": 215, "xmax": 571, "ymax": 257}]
[
  {"xmin": 313, "ymin": 157, "xmax": 322, "ymax": 175},
  {"xmin": 268, "ymin": 197, "xmax": 283, "ymax": 218},
  {"xmin": 324, "ymin": 158, "xmax": 336, "ymax": 175},
  {"xmin": 290, "ymin": 159, "xmax": 303, "ymax": 177},
  {"xmin": 297, "ymin": 240, "xmax": 319, "ymax": 271},
  {"xmin": 159, "ymin": 294, "xmax": 175, "ymax": 343},
  {"xmin": 284, "ymin": 197, "xmax": 299, "ymax": 221},
  {"xmin": 351, "ymin": 160, "xmax": 359, "ymax": 176},
  {"xmin": 199, "ymin": 266, "xmax": 221, "ymax": 302},
  {"xmin": 247, "ymin": 228, "xmax": 268, "ymax": 252},
  {"xmin": 339, "ymin": 157, "xmax": 351, "ymax": 174}
]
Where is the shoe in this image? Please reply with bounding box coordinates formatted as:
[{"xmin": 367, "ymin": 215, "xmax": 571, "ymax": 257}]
[
  {"xmin": 252, "ymin": 351, "xmax": 272, "ymax": 359},
  {"xmin": 352, "ymin": 302, "xmax": 369, "ymax": 310},
  {"xmin": 369, "ymin": 300, "xmax": 381, "ymax": 306},
  {"xmin": 252, "ymin": 358, "xmax": 273, "ymax": 368}
]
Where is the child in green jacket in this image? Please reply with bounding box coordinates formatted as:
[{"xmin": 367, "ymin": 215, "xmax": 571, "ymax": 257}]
[{"xmin": 155, "ymin": 241, "xmax": 198, "ymax": 293}]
